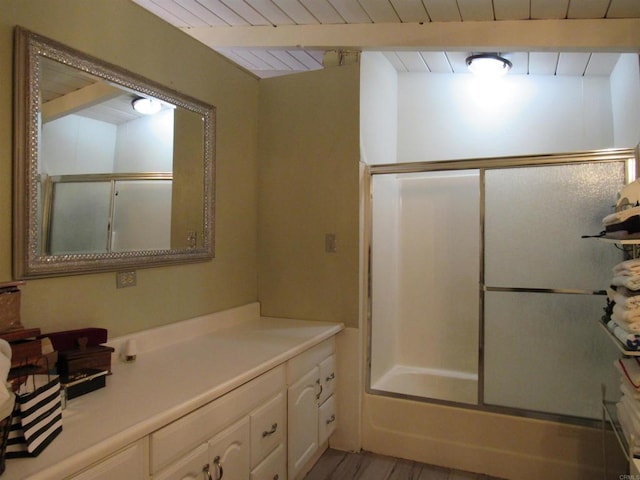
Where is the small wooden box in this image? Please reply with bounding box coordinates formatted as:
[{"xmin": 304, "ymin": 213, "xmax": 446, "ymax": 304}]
[
  {"xmin": 9, "ymin": 339, "xmax": 42, "ymax": 368},
  {"xmin": 57, "ymin": 345, "xmax": 115, "ymax": 376}
]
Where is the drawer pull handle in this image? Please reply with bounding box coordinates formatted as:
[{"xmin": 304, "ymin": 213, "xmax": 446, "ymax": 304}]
[
  {"xmin": 213, "ymin": 455, "xmax": 224, "ymax": 479},
  {"xmin": 203, "ymin": 463, "xmax": 213, "ymax": 480},
  {"xmin": 316, "ymin": 379, "xmax": 323, "ymax": 400},
  {"xmin": 326, "ymin": 414, "xmax": 336, "ymax": 425},
  {"xmin": 326, "ymin": 372, "xmax": 335, "ymax": 382},
  {"xmin": 273, "ymin": 475, "xmax": 279, "ymax": 480},
  {"xmin": 262, "ymin": 423, "xmax": 278, "ymax": 437}
]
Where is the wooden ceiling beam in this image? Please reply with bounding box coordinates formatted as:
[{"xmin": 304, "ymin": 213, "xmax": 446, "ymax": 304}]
[
  {"xmin": 41, "ymin": 82, "xmax": 123, "ymax": 123},
  {"xmin": 183, "ymin": 18, "xmax": 640, "ymax": 52}
]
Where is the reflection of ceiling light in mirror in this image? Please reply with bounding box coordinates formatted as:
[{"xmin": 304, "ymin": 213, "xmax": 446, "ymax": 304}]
[
  {"xmin": 131, "ymin": 97, "xmax": 162, "ymax": 115},
  {"xmin": 466, "ymin": 54, "xmax": 512, "ymax": 78}
]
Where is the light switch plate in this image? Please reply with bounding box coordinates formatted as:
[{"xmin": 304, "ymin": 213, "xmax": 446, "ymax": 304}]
[{"xmin": 325, "ymin": 233, "xmax": 337, "ymax": 253}]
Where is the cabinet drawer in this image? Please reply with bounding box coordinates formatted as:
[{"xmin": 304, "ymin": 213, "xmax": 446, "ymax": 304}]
[
  {"xmin": 70, "ymin": 439, "xmax": 147, "ymax": 480},
  {"xmin": 250, "ymin": 391, "xmax": 285, "ymax": 467},
  {"xmin": 152, "ymin": 443, "xmax": 208, "ymax": 480},
  {"xmin": 151, "ymin": 365, "xmax": 285, "ymax": 473},
  {"xmin": 318, "ymin": 395, "xmax": 336, "ymax": 446},
  {"xmin": 251, "ymin": 443, "xmax": 286, "ymax": 480},
  {"xmin": 318, "ymin": 355, "xmax": 335, "ymax": 404}
]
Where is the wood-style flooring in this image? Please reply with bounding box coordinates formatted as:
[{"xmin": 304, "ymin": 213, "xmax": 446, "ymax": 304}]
[{"xmin": 305, "ymin": 449, "xmax": 505, "ymax": 480}]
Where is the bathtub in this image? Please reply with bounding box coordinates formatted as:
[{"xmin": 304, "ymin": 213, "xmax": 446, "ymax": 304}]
[{"xmin": 371, "ymin": 364, "xmax": 478, "ymax": 405}]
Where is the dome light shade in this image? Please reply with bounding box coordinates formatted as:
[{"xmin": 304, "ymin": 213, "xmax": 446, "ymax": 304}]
[
  {"xmin": 466, "ymin": 54, "xmax": 512, "ymax": 78},
  {"xmin": 131, "ymin": 97, "xmax": 162, "ymax": 115}
]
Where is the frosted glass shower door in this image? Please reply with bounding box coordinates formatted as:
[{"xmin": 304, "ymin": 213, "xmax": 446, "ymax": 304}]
[
  {"xmin": 370, "ymin": 170, "xmax": 480, "ymax": 405},
  {"xmin": 483, "ymin": 162, "xmax": 625, "ymax": 420},
  {"xmin": 49, "ymin": 181, "xmax": 111, "ymax": 254},
  {"xmin": 111, "ymin": 180, "xmax": 172, "ymax": 252}
]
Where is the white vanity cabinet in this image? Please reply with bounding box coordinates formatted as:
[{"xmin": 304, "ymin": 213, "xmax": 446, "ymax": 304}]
[
  {"xmin": 150, "ymin": 365, "xmax": 286, "ymax": 480},
  {"xmin": 2, "ymin": 311, "xmax": 343, "ymax": 480},
  {"xmin": 286, "ymin": 338, "xmax": 337, "ymax": 480}
]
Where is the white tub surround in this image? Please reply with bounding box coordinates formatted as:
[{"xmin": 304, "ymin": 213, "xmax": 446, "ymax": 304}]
[{"xmin": 3, "ymin": 302, "xmax": 343, "ymax": 480}]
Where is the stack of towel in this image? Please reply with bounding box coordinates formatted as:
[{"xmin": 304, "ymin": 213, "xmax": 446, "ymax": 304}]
[
  {"xmin": 603, "ymin": 179, "xmax": 640, "ymax": 239},
  {"xmin": 615, "ymin": 356, "xmax": 640, "ymax": 454},
  {"xmin": 603, "ymin": 259, "xmax": 640, "ymax": 350}
]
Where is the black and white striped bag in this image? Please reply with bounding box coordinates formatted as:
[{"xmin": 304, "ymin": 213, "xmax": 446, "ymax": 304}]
[{"xmin": 6, "ymin": 375, "xmax": 63, "ymax": 458}]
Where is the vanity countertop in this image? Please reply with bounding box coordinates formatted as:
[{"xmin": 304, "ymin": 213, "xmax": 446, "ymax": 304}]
[{"xmin": 3, "ymin": 306, "xmax": 344, "ymax": 479}]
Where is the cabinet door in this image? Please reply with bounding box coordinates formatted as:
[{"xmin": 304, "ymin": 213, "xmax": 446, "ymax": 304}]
[
  {"xmin": 318, "ymin": 355, "xmax": 336, "ymax": 405},
  {"xmin": 287, "ymin": 367, "xmax": 319, "ymax": 478},
  {"xmin": 70, "ymin": 440, "xmax": 147, "ymax": 480},
  {"xmin": 318, "ymin": 395, "xmax": 336, "ymax": 446},
  {"xmin": 153, "ymin": 443, "xmax": 209, "ymax": 480},
  {"xmin": 208, "ymin": 417, "xmax": 251, "ymax": 480},
  {"xmin": 251, "ymin": 443, "xmax": 286, "ymax": 480}
]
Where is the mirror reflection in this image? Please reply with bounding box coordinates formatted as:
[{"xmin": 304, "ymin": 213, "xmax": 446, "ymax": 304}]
[
  {"xmin": 40, "ymin": 57, "xmax": 181, "ymax": 254},
  {"xmin": 14, "ymin": 27, "xmax": 215, "ymax": 278}
]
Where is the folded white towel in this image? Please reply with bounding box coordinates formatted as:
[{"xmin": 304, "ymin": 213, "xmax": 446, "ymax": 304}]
[
  {"xmin": 612, "ymin": 275, "xmax": 640, "ymax": 291},
  {"xmin": 616, "ymin": 357, "xmax": 640, "ymax": 389},
  {"xmin": 603, "ymin": 205, "xmax": 640, "ymax": 226},
  {"xmin": 615, "ymin": 258, "xmax": 640, "ymax": 274},
  {"xmin": 614, "ymin": 304, "xmax": 640, "ymax": 322},
  {"xmin": 607, "ymin": 319, "xmax": 640, "ymax": 349},
  {"xmin": 622, "ymin": 393, "xmax": 640, "ymax": 423},
  {"xmin": 622, "ymin": 381, "xmax": 640, "ymax": 400},
  {"xmin": 611, "ymin": 311, "xmax": 640, "ymax": 333},
  {"xmin": 610, "ymin": 288, "xmax": 640, "ymax": 309}
]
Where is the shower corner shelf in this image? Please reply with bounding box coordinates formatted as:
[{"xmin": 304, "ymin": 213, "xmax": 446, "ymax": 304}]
[
  {"xmin": 598, "ymin": 322, "xmax": 640, "ymax": 356},
  {"xmin": 601, "ymin": 385, "xmax": 640, "ymax": 476},
  {"xmin": 596, "ymin": 237, "xmax": 640, "ymax": 244},
  {"xmin": 598, "ymin": 235, "xmax": 640, "ymax": 477}
]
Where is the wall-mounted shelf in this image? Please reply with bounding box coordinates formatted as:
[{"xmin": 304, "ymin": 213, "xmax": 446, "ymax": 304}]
[
  {"xmin": 597, "ymin": 234, "xmax": 640, "ymax": 477},
  {"xmin": 599, "ymin": 322, "xmax": 640, "ymax": 356},
  {"xmin": 602, "ymin": 386, "xmax": 640, "ymax": 477},
  {"xmin": 597, "ymin": 237, "xmax": 640, "ymax": 245}
]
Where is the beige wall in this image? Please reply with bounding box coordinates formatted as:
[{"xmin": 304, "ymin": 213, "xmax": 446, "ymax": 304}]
[
  {"xmin": 0, "ymin": 0, "xmax": 260, "ymax": 336},
  {"xmin": 257, "ymin": 64, "xmax": 360, "ymax": 328}
]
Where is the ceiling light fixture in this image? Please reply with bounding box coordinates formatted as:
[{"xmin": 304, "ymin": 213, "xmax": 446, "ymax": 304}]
[
  {"xmin": 131, "ymin": 97, "xmax": 162, "ymax": 115},
  {"xmin": 466, "ymin": 53, "xmax": 512, "ymax": 78}
]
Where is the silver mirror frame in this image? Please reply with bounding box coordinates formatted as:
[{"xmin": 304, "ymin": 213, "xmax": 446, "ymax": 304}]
[{"xmin": 13, "ymin": 27, "xmax": 216, "ymax": 278}]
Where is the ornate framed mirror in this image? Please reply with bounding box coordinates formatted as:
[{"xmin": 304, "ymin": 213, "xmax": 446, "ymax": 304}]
[{"xmin": 13, "ymin": 27, "xmax": 215, "ymax": 278}]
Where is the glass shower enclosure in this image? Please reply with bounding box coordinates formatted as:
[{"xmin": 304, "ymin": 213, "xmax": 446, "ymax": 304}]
[{"xmin": 367, "ymin": 148, "xmax": 637, "ymax": 423}]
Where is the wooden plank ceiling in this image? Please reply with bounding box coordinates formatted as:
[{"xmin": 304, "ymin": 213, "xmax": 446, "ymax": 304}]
[{"xmin": 131, "ymin": 0, "xmax": 640, "ymax": 78}]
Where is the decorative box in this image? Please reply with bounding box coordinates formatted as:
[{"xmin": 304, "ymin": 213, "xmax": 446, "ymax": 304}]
[
  {"xmin": 62, "ymin": 369, "xmax": 108, "ymax": 400},
  {"xmin": 0, "ymin": 328, "xmax": 42, "ymax": 369},
  {"xmin": 57, "ymin": 345, "xmax": 115, "ymax": 377}
]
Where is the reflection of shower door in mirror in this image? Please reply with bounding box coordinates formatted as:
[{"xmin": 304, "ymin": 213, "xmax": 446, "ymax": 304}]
[
  {"xmin": 45, "ymin": 176, "xmax": 172, "ymax": 255},
  {"xmin": 111, "ymin": 180, "xmax": 172, "ymax": 252},
  {"xmin": 48, "ymin": 181, "xmax": 112, "ymax": 254},
  {"xmin": 368, "ymin": 153, "xmax": 633, "ymax": 422},
  {"xmin": 370, "ymin": 170, "xmax": 481, "ymax": 405}
]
